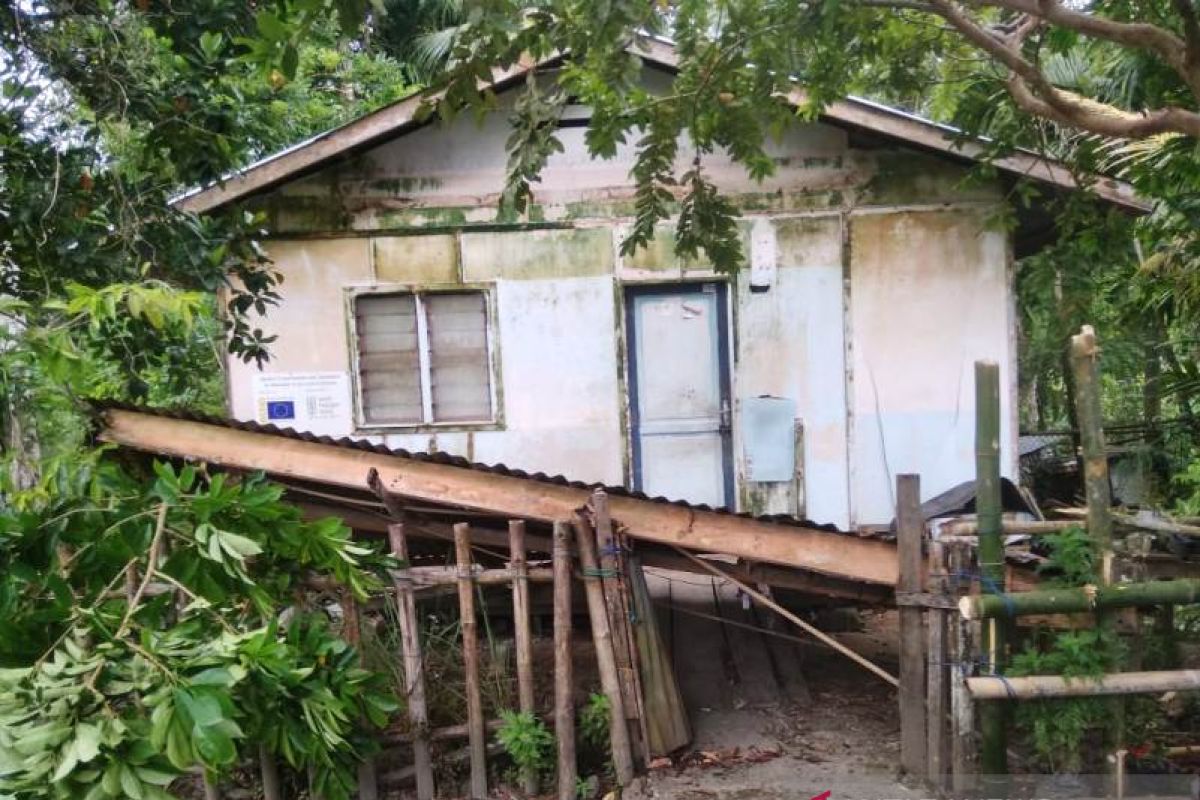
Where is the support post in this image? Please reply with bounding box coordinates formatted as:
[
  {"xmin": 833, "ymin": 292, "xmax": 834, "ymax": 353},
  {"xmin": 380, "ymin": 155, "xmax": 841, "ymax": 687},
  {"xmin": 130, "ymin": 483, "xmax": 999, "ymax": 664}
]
[
  {"xmin": 454, "ymin": 523, "xmax": 488, "ymax": 799},
  {"xmin": 388, "ymin": 523, "xmax": 435, "ymax": 800},
  {"xmin": 508, "ymin": 520, "xmax": 538, "ymax": 796},
  {"xmin": 897, "ymin": 473, "xmax": 927, "ymax": 779},
  {"xmin": 553, "ymin": 521, "xmax": 577, "ymax": 800},
  {"xmin": 574, "ymin": 515, "xmax": 635, "ymax": 786},
  {"xmin": 976, "ymin": 360, "xmax": 1008, "ymax": 789},
  {"xmin": 949, "ymin": 542, "xmax": 977, "ymax": 795},
  {"xmin": 927, "ymin": 539, "xmax": 950, "ymax": 790}
]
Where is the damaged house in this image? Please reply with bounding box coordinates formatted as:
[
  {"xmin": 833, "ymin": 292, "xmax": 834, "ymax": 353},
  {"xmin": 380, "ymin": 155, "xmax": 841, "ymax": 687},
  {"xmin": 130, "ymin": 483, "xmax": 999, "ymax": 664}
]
[{"xmin": 169, "ymin": 40, "xmax": 1140, "ymax": 533}]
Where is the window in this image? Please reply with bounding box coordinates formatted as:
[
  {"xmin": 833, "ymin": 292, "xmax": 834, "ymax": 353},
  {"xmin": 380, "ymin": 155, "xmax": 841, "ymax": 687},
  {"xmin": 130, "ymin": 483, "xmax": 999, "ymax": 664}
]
[{"xmin": 354, "ymin": 290, "xmax": 494, "ymax": 425}]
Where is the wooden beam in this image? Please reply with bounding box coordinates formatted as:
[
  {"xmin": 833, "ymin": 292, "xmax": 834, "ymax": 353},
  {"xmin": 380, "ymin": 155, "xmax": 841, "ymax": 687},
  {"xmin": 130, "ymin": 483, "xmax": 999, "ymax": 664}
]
[{"xmin": 100, "ymin": 409, "xmax": 899, "ymax": 585}]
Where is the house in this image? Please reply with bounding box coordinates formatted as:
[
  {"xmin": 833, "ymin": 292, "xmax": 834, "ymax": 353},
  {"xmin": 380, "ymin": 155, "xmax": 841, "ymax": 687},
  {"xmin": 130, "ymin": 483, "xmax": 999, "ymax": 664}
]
[{"xmin": 179, "ymin": 40, "xmax": 1141, "ymax": 531}]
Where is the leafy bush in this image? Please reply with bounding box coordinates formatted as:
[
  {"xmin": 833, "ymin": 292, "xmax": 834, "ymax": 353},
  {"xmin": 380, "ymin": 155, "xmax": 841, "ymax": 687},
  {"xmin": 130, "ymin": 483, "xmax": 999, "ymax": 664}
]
[
  {"xmin": 0, "ymin": 458, "xmax": 397, "ymax": 799},
  {"xmin": 579, "ymin": 692, "xmax": 611, "ymax": 752},
  {"xmin": 496, "ymin": 710, "xmax": 554, "ymax": 784}
]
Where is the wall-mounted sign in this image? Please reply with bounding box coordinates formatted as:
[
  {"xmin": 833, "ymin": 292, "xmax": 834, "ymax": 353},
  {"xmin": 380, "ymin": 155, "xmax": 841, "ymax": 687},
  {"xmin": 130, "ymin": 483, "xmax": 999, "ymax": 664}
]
[{"xmin": 251, "ymin": 372, "xmax": 352, "ymax": 437}]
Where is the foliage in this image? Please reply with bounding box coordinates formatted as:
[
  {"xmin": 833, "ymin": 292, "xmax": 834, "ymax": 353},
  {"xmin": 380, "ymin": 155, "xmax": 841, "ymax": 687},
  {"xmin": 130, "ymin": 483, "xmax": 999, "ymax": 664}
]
[
  {"xmin": 1034, "ymin": 526, "xmax": 1097, "ymax": 587},
  {"xmin": 578, "ymin": 692, "xmax": 611, "ymax": 753},
  {"xmin": 0, "ymin": 458, "xmax": 397, "ymax": 798},
  {"xmin": 496, "ymin": 709, "xmax": 555, "ymax": 784}
]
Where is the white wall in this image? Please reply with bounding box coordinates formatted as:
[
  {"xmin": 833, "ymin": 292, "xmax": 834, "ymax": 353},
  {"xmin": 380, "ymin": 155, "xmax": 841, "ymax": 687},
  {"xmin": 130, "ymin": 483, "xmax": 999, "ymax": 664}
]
[{"xmin": 847, "ymin": 210, "xmax": 1016, "ymax": 526}]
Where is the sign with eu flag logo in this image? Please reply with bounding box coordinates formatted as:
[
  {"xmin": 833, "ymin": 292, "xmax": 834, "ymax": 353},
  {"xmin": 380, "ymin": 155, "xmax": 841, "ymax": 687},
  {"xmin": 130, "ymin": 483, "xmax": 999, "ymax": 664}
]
[
  {"xmin": 266, "ymin": 400, "xmax": 296, "ymax": 421},
  {"xmin": 252, "ymin": 372, "xmax": 352, "ymax": 436}
]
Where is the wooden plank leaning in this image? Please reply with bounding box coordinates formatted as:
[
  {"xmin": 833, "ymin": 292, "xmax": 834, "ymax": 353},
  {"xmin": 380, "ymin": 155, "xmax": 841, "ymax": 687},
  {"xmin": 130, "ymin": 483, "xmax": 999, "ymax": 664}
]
[{"xmin": 573, "ymin": 514, "xmax": 635, "ymax": 786}]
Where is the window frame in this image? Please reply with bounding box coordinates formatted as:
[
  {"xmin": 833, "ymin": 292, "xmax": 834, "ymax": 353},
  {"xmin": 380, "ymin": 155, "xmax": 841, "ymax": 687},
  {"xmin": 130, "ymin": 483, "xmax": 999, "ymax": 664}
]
[{"xmin": 346, "ymin": 283, "xmax": 502, "ymax": 432}]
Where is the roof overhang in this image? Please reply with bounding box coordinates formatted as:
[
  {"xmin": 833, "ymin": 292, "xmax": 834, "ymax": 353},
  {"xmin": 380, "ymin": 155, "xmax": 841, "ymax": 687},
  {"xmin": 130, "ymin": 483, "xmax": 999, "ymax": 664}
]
[
  {"xmin": 176, "ymin": 39, "xmax": 1146, "ymax": 217},
  {"xmin": 97, "ymin": 406, "xmax": 902, "ymax": 588}
]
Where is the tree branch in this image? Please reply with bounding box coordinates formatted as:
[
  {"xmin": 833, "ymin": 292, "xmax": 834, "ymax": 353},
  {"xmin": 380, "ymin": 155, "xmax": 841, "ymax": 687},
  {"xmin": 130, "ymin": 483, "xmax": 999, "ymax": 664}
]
[
  {"xmin": 1173, "ymin": 0, "xmax": 1200, "ymax": 75},
  {"xmin": 919, "ymin": 0, "xmax": 1200, "ymax": 137}
]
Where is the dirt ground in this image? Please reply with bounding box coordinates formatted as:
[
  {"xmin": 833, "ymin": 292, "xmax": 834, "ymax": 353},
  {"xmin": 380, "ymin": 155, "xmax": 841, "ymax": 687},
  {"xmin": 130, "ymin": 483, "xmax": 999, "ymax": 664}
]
[{"xmin": 622, "ymin": 569, "xmax": 921, "ymax": 800}]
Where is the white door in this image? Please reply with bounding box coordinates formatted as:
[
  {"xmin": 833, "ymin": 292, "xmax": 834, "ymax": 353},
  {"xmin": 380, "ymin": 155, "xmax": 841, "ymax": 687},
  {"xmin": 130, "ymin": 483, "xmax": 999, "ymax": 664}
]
[{"xmin": 627, "ymin": 283, "xmax": 733, "ymax": 507}]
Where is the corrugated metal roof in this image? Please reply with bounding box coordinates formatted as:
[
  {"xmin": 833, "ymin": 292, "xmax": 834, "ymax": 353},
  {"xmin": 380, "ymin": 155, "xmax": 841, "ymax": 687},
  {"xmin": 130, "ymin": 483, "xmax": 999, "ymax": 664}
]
[{"xmin": 95, "ymin": 402, "xmax": 851, "ymax": 536}]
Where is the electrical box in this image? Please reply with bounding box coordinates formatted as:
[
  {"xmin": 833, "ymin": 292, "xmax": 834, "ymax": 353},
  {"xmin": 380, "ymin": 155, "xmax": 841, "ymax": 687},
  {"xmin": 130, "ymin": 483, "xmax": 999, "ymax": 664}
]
[{"xmin": 742, "ymin": 395, "xmax": 796, "ymax": 482}]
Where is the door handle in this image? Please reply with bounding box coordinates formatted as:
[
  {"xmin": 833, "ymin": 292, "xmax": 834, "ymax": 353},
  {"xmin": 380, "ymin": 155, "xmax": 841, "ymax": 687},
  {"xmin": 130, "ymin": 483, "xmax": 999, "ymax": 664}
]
[{"xmin": 719, "ymin": 399, "xmax": 732, "ymax": 432}]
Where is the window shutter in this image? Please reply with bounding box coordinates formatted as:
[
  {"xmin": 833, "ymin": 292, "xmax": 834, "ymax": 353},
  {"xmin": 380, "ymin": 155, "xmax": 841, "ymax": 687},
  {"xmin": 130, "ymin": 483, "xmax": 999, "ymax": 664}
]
[
  {"xmin": 425, "ymin": 292, "xmax": 492, "ymax": 422},
  {"xmin": 356, "ymin": 294, "xmax": 423, "ymax": 424}
]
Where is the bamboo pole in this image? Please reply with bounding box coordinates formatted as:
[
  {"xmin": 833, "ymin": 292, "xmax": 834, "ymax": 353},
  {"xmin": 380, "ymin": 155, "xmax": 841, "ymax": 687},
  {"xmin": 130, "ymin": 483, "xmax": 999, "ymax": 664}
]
[
  {"xmin": 975, "ymin": 360, "xmax": 1008, "ymax": 787},
  {"xmin": 1070, "ymin": 324, "xmax": 1124, "ymax": 790},
  {"xmin": 387, "ymin": 523, "xmax": 435, "ymax": 800},
  {"xmin": 927, "ymin": 540, "xmax": 949, "ymax": 790},
  {"xmin": 961, "ymin": 578, "xmax": 1200, "ymax": 620},
  {"xmin": 968, "ymin": 670, "xmax": 1200, "ymax": 700},
  {"xmin": 590, "ymin": 489, "xmax": 650, "ymax": 764},
  {"xmin": 573, "ymin": 515, "xmax": 635, "ymax": 786},
  {"xmin": 553, "ymin": 521, "xmax": 577, "ymax": 800},
  {"xmin": 897, "ymin": 474, "xmax": 927, "ymax": 779},
  {"xmin": 508, "ymin": 520, "xmax": 538, "ymax": 796},
  {"xmin": 259, "ymin": 746, "xmax": 282, "ymax": 800},
  {"xmin": 673, "ymin": 548, "xmax": 898, "ymax": 686},
  {"xmin": 454, "ymin": 523, "xmax": 488, "ymax": 799},
  {"xmin": 938, "ymin": 519, "xmax": 1079, "ymax": 536}
]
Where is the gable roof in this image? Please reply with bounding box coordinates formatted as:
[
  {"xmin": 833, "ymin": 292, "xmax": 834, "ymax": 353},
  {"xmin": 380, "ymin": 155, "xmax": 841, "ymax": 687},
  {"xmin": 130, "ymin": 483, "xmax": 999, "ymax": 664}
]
[{"xmin": 176, "ymin": 39, "xmax": 1145, "ymax": 216}]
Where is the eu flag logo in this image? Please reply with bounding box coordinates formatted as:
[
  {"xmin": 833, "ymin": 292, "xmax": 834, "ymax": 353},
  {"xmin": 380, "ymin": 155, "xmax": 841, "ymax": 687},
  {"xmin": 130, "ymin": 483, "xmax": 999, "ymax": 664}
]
[{"xmin": 266, "ymin": 400, "xmax": 296, "ymax": 420}]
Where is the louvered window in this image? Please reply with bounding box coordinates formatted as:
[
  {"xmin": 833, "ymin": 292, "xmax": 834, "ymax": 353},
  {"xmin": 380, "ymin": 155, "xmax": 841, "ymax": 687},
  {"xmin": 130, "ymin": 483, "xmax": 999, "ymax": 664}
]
[{"xmin": 354, "ymin": 291, "xmax": 494, "ymax": 425}]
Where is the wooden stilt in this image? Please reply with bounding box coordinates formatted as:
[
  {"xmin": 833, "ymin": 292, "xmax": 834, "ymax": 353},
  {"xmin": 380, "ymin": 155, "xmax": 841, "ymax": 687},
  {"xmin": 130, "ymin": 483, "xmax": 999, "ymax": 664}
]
[
  {"xmin": 926, "ymin": 540, "xmax": 950, "ymax": 791},
  {"xmin": 387, "ymin": 523, "xmax": 435, "ymax": 800},
  {"xmin": 509, "ymin": 519, "xmax": 539, "ymax": 796},
  {"xmin": 553, "ymin": 521, "xmax": 577, "ymax": 800},
  {"xmin": 259, "ymin": 746, "xmax": 283, "ymax": 800},
  {"xmin": 454, "ymin": 523, "xmax": 488, "ymax": 800},
  {"xmin": 574, "ymin": 515, "xmax": 635, "ymax": 787},
  {"xmin": 897, "ymin": 474, "xmax": 928, "ymax": 779},
  {"xmin": 339, "ymin": 591, "xmax": 379, "ymax": 800},
  {"xmin": 591, "ymin": 490, "xmax": 650, "ymax": 764}
]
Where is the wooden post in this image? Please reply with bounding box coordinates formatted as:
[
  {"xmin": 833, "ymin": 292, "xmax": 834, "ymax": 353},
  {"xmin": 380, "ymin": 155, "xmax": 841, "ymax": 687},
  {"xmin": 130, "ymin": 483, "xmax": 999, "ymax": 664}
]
[
  {"xmin": 387, "ymin": 523, "xmax": 435, "ymax": 800},
  {"xmin": 897, "ymin": 473, "xmax": 927, "ymax": 779},
  {"xmin": 948, "ymin": 543, "xmax": 977, "ymax": 795},
  {"xmin": 1070, "ymin": 325, "xmax": 1123, "ymax": 793},
  {"xmin": 553, "ymin": 521, "xmax": 577, "ymax": 800},
  {"xmin": 508, "ymin": 519, "xmax": 538, "ymax": 796},
  {"xmin": 591, "ymin": 489, "xmax": 650, "ymax": 764},
  {"xmin": 573, "ymin": 515, "xmax": 635, "ymax": 786},
  {"xmin": 976, "ymin": 360, "xmax": 1008, "ymax": 789},
  {"xmin": 454, "ymin": 523, "xmax": 488, "ymax": 799},
  {"xmin": 339, "ymin": 591, "xmax": 379, "ymax": 800},
  {"xmin": 926, "ymin": 539, "xmax": 949, "ymax": 791},
  {"xmin": 259, "ymin": 746, "xmax": 283, "ymax": 800}
]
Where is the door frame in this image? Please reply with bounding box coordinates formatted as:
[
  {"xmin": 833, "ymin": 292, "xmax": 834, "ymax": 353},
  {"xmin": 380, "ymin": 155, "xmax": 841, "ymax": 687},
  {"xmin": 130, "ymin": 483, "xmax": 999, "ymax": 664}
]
[{"xmin": 623, "ymin": 281, "xmax": 736, "ymax": 508}]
